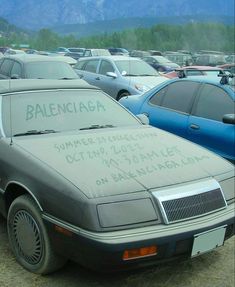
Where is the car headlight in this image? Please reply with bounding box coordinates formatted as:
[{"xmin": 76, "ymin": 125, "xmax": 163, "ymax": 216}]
[
  {"xmin": 220, "ymin": 177, "xmax": 235, "ymax": 203},
  {"xmin": 134, "ymin": 84, "xmax": 150, "ymax": 93},
  {"xmin": 97, "ymin": 198, "xmax": 159, "ymax": 228}
]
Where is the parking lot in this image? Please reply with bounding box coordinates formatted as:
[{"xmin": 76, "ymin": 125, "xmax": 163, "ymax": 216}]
[{"xmin": 0, "ymin": 214, "xmax": 234, "ymax": 287}]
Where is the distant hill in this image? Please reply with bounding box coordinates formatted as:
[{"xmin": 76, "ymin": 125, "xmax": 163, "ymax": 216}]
[
  {"xmin": 0, "ymin": 0, "xmax": 234, "ymax": 30},
  {"xmin": 0, "ymin": 17, "xmax": 23, "ymax": 34},
  {"xmin": 51, "ymin": 15, "xmax": 235, "ymax": 38}
]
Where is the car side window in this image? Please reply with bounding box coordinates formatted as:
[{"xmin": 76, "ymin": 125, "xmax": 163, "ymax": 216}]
[
  {"xmin": 99, "ymin": 60, "xmax": 114, "ymax": 75},
  {"xmin": 193, "ymin": 84, "xmax": 234, "ymax": 121},
  {"xmin": 83, "ymin": 59, "xmax": 99, "ymax": 73},
  {"xmin": 0, "ymin": 59, "xmax": 14, "ymax": 77},
  {"xmin": 149, "ymin": 86, "xmax": 168, "ymax": 106},
  {"xmin": 10, "ymin": 61, "xmax": 22, "ymax": 78},
  {"xmin": 159, "ymin": 81, "xmax": 199, "ymax": 113}
]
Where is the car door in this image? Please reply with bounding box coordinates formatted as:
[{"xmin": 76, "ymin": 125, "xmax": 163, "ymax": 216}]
[
  {"xmin": 77, "ymin": 58, "xmax": 100, "ymax": 86},
  {"xmin": 96, "ymin": 59, "xmax": 118, "ymax": 97},
  {"xmin": 140, "ymin": 81, "xmax": 199, "ymax": 139},
  {"xmin": 187, "ymin": 83, "xmax": 235, "ymax": 160}
]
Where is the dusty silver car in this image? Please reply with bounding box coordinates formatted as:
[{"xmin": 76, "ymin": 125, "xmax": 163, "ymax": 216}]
[
  {"xmin": 74, "ymin": 56, "xmax": 168, "ymax": 100},
  {"xmin": 0, "ymin": 54, "xmax": 79, "ymax": 79},
  {"xmin": 0, "ymin": 79, "xmax": 234, "ymax": 274}
]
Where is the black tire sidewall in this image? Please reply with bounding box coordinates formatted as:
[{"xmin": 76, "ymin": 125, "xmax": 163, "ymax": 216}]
[{"xmin": 7, "ymin": 195, "xmax": 55, "ymax": 274}]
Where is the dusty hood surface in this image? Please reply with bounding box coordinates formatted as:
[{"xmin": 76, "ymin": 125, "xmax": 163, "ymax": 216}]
[
  {"xmin": 14, "ymin": 126, "xmax": 233, "ymax": 198},
  {"xmin": 128, "ymin": 76, "xmax": 168, "ymax": 89}
]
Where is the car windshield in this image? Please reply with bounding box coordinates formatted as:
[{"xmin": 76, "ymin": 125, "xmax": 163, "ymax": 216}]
[
  {"xmin": 115, "ymin": 60, "xmax": 159, "ymax": 76},
  {"xmin": 2, "ymin": 89, "xmax": 140, "ymax": 137},
  {"xmin": 25, "ymin": 61, "xmax": 78, "ymax": 79}
]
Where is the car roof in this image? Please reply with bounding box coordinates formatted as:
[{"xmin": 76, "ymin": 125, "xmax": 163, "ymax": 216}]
[
  {"xmin": 2, "ymin": 54, "xmax": 75, "ymax": 63},
  {"xmin": 0, "ymin": 79, "xmax": 98, "ymax": 95},
  {"xmin": 79, "ymin": 55, "xmax": 142, "ymax": 61}
]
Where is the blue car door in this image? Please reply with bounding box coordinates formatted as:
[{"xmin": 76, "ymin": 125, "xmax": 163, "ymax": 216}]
[
  {"xmin": 141, "ymin": 81, "xmax": 200, "ymax": 139},
  {"xmin": 187, "ymin": 83, "xmax": 235, "ymax": 160}
]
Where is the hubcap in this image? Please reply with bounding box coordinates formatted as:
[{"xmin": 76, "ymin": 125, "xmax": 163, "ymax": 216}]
[{"xmin": 12, "ymin": 210, "xmax": 43, "ymax": 265}]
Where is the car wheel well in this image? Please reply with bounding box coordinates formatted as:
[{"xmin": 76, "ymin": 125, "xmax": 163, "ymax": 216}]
[
  {"xmin": 116, "ymin": 90, "xmax": 130, "ymax": 101},
  {"xmin": 5, "ymin": 184, "xmax": 31, "ymax": 213}
]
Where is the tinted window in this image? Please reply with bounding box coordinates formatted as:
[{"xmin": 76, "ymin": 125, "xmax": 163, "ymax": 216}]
[
  {"xmin": 149, "ymin": 86, "xmax": 168, "ymax": 106},
  {"xmin": 160, "ymin": 81, "xmax": 199, "ymax": 113},
  {"xmin": 0, "ymin": 59, "xmax": 14, "ymax": 77},
  {"xmin": 99, "ymin": 60, "xmax": 114, "ymax": 75},
  {"xmin": 10, "ymin": 61, "xmax": 22, "ymax": 78},
  {"xmin": 75, "ymin": 60, "xmax": 86, "ymax": 70},
  {"xmin": 193, "ymin": 84, "xmax": 234, "ymax": 121},
  {"xmin": 84, "ymin": 59, "xmax": 99, "ymax": 73}
]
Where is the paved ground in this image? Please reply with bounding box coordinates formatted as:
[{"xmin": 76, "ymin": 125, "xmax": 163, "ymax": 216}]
[{"xmin": 0, "ymin": 214, "xmax": 234, "ymax": 287}]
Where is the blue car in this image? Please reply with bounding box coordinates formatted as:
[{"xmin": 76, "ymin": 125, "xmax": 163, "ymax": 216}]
[{"xmin": 119, "ymin": 75, "xmax": 235, "ymax": 163}]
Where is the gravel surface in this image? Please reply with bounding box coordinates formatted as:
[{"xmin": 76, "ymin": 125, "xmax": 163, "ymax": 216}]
[{"xmin": 0, "ymin": 214, "xmax": 234, "ymax": 287}]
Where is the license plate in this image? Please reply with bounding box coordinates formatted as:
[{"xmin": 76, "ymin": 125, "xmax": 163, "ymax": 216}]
[{"xmin": 191, "ymin": 225, "xmax": 227, "ymax": 257}]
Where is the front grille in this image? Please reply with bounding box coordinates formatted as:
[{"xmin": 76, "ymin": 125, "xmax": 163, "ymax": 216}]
[
  {"xmin": 152, "ymin": 179, "xmax": 227, "ymax": 224},
  {"xmin": 162, "ymin": 188, "xmax": 226, "ymax": 223}
]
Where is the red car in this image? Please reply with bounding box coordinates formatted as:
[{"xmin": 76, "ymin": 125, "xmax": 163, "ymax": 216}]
[{"xmin": 165, "ymin": 66, "xmax": 224, "ymax": 78}]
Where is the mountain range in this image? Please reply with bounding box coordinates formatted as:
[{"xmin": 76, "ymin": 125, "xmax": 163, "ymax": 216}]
[{"xmin": 0, "ymin": 0, "xmax": 234, "ymax": 31}]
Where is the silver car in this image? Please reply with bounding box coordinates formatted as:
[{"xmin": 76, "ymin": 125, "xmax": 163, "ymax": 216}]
[{"xmin": 74, "ymin": 56, "xmax": 168, "ymax": 100}]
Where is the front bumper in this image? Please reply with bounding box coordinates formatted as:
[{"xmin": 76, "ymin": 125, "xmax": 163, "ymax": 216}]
[{"xmin": 43, "ymin": 203, "xmax": 235, "ymax": 271}]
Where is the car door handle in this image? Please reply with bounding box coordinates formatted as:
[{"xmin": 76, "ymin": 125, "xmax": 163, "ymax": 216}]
[
  {"xmin": 95, "ymin": 77, "xmax": 100, "ymax": 80},
  {"xmin": 190, "ymin": 124, "xmax": 200, "ymax": 130}
]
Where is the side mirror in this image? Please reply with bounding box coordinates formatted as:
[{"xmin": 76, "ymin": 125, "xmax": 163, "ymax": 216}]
[
  {"xmin": 106, "ymin": 72, "xmax": 117, "ymax": 78},
  {"xmin": 136, "ymin": 114, "xmax": 149, "ymax": 125},
  {"xmin": 223, "ymin": 114, "xmax": 235, "ymax": 125}
]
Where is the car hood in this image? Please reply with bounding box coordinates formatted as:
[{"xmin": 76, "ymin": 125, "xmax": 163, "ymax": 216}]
[
  {"xmin": 127, "ymin": 76, "xmax": 168, "ymax": 89},
  {"xmin": 14, "ymin": 126, "xmax": 233, "ymax": 199}
]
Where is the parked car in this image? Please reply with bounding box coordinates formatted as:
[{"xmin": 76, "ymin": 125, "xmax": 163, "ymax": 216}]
[
  {"xmin": 82, "ymin": 49, "xmax": 111, "ymax": 57},
  {"xmin": 129, "ymin": 50, "xmax": 151, "ymax": 58},
  {"xmin": 0, "ymin": 54, "xmax": 79, "ymax": 79},
  {"xmin": 142, "ymin": 55, "xmax": 180, "ymax": 73},
  {"xmin": 108, "ymin": 47, "xmax": 129, "ymax": 56},
  {"xmin": 165, "ymin": 66, "xmax": 224, "ymax": 79},
  {"xmin": 164, "ymin": 52, "xmax": 193, "ymax": 66},
  {"xmin": 119, "ymin": 74, "xmax": 235, "ymax": 163},
  {"xmin": 4, "ymin": 48, "xmax": 26, "ymax": 55},
  {"xmin": 74, "ymin": 56, "xmax": 168, "ymax": 100},
  {"xmin": 218, "ymin": 63, "xmax": 235, "ymax": 74},
  {"xmin": 225, "ymin": 54, "xmax": 235, "ymax": 64},
  {"xmin": 54, "ymin": 47, "xmax": 70, "ymax": 55},
  {"xmin": 0, "ymin": 79, "xmax": 234, "ymax": 274},
  {"xmin": 194, "ymin": 51, "xmax": 226, "ymax": 66},
  {"xmin": 64, "ymin": 47, "xmax": 86, "ymax": 60}
]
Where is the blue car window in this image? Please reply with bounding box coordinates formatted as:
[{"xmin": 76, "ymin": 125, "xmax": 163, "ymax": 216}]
[
  {"xmin": 149, "ymin": 86, "xmax": 168, "ymax": 106},
  {"xmin": 193, "ymin": 84, "xmax": 234, "ymax": 122},
  {"xmin": 160, "ymin": 81, "xmax": 199, "ymax": 113}
]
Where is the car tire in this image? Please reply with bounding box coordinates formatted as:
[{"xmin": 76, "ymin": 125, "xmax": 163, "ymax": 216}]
[
  {"xmin": 7, "ymin": 194, "xmax": 67, "ymax": 274},
  {"xmin": 116, "ymin": 91, "xmax": 130, "ymax": 101}
]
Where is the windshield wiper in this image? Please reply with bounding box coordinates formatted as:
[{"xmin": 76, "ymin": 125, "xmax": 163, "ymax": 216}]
[
  {"xmin": 139, "ymin": 74, "xmax": 156, "ymax": 76},
  {"xmin": 13, "ymin": 129, "xmax": 58, "ymax": 137},
  {"xmin": 79, "ymin": 124, "xmax": 115, "ymax": 130}
]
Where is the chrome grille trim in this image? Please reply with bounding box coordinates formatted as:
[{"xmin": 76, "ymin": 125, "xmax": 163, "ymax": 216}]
[{"xmin": 152, "ymin": 179, "xmax": 227, "ymax": 224}]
